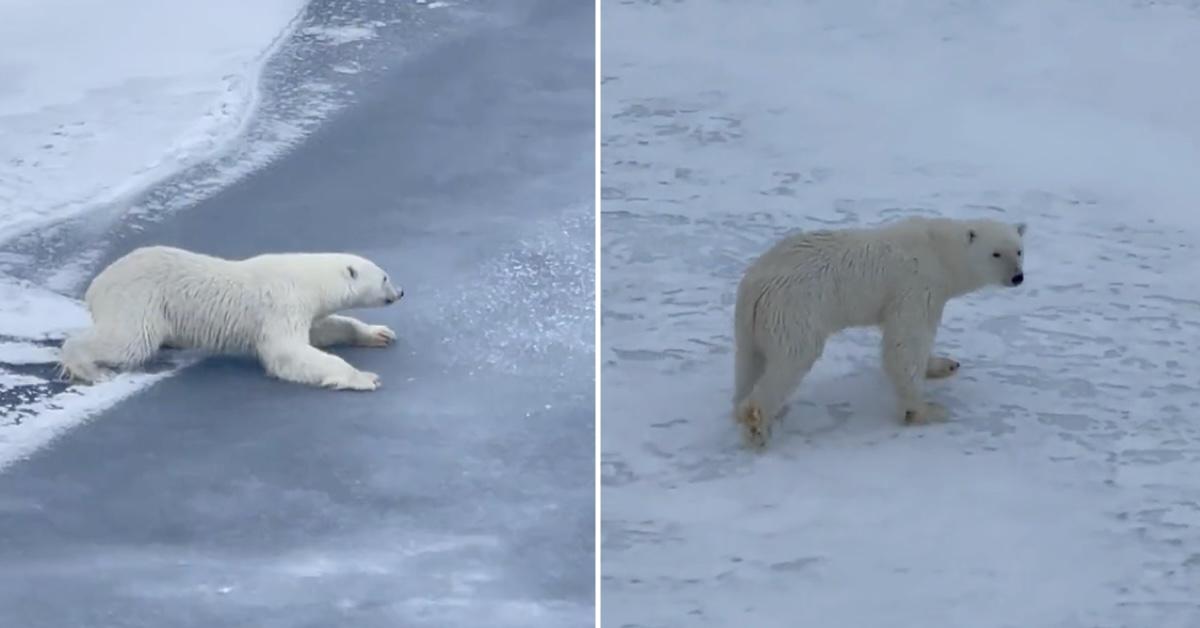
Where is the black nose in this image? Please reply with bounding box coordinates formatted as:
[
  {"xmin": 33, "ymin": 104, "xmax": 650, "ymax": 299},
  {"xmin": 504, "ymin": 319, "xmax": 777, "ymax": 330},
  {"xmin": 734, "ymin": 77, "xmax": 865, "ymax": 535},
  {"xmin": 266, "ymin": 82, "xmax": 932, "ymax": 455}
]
[
  {"xmin": 399, "ymin": 289, "xmax": 405, "ymax": 298},
  {"xmin": 1011, "ymin": 273, "xmax": 1024, "ymax": 286}
]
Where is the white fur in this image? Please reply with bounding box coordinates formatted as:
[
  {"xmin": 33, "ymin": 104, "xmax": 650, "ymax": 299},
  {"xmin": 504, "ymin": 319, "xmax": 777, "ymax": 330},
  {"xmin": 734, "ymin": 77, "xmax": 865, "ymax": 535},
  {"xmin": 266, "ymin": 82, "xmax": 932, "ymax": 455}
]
[
  {"xmin": 59, "ymin": 246, "xmax": 404, "ymax": 391},
  {"xmin": 733, "ymin": 216, "xmax": 1026, "ymax": 448}
]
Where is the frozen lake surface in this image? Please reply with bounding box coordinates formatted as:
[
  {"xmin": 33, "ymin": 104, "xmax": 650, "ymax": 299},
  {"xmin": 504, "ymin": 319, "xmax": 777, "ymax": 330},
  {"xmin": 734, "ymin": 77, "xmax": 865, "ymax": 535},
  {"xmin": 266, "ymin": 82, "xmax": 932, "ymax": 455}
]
[{"xmin": 600, "ymin": 1, "xmax": 1200, "ymax": 626}]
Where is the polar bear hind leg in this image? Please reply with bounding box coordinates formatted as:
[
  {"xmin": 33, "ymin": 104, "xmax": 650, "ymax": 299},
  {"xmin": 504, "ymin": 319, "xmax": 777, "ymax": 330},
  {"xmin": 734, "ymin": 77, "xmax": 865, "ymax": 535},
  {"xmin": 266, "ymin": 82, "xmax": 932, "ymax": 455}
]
[
  {"xmin": 309, "ymin": 315, "xmax": 396, "ymax": 348},
  {"xmin": 732, "ymin": 341, "xmax": 764, "ymax": 406},
  {"xmin": 59, "ymin": 323, "xmax": 161, "ymax": 383},
  {"xmin": 258, "ymin": 334, "xmax": 380, "ymax": 391},
  {"xmin": 735, "ymin": 338, "xmax": 824, "ymax": 449}
]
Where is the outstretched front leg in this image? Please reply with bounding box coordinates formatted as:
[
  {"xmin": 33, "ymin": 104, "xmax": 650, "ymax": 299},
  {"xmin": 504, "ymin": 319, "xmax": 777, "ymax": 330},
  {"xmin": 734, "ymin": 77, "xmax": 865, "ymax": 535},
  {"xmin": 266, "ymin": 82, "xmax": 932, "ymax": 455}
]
[
  {"xmin": 259, "ymin": 333, "xmax": 380, "ymax": 391},
  {"xmin": 309, "ymin": 314, "xmax": 396, "ymax": 348}
]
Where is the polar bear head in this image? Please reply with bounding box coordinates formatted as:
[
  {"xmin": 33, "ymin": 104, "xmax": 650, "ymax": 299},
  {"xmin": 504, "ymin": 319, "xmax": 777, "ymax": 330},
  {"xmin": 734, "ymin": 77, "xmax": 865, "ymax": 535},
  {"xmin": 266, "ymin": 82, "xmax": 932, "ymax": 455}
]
[
  {"xmin": 964, "ymin": 220, "xmax": 1025, "ymax": 289},
  {"xmin": 338, "ymin": 255, "xmax": 403, "ymax": 308}
]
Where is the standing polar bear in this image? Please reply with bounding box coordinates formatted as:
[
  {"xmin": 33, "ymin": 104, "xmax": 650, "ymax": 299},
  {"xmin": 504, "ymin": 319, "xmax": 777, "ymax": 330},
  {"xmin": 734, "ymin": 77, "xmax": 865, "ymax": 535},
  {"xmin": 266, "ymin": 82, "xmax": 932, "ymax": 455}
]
[
  {"xmin": 733, "ymin": 216, "xmax": 1025, "ymax": 448},
  {"xmin": 59, "ymin": 246, "xmax": 403, "ymax": 391}
]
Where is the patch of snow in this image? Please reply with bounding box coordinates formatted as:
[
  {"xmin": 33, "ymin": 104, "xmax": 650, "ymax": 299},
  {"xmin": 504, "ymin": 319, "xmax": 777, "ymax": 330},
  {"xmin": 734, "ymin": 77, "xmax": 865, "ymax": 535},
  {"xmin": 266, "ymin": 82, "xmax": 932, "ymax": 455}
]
[
  {"xmin": 433, "ymin": 200, "xmax": 594, "ymax": 378},
  {"xmin": 302, "ymin": 24, "xmax": 378, "ymax": 46},
  {"xmin": 0, "ymin": 343, "xmax": 57, "ymax": 365},
  {"xmin": 331, "ymin": 62, "xmax": 363, "ymax": 75},
  {"xmin": 0, "ymin": 370, "xmax": 176, "ymax": 472},
  {"xmin": 0, "ymin": 0, "xmax": 309, "ymax": 243},
  {"xmin": 0, "ymin": 278, "xmax": 89, "ymax": 340},
  {"xmin": 0, "ymin": 372, "xmax": 43, "ymax": 388}
]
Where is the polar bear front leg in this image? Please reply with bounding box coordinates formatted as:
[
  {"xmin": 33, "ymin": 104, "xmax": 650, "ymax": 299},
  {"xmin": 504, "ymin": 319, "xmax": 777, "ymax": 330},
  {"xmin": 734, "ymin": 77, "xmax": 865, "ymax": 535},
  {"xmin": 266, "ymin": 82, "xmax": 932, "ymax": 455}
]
[
  {"xmin": 922, "ymin": 303, "xmax": 958, "ymax": 379},
  {"xmin": 258, "ymin": 335, "xmax": 380, "ymax": 391},
  {"xmin": 881, "ymin": 312, "xmax": 946, "ymax": 425},
  {"xmin": 310, "ymin": 315, "xmax": 396, "ymax": 348}
]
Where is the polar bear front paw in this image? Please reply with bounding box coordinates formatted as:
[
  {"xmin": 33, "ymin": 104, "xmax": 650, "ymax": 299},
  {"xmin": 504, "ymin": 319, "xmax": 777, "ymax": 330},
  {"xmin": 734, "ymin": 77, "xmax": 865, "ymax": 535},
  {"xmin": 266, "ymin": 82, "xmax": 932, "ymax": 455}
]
[
  {"xmin": 359, "ymin": 325, "xmax": 396, "ymax": 348},
  {"xmin": 324, "ymin": 370, "xmax": 381, "ymax": 391},
  {"xmin": 903, "ymin": 401, "xmax": 948, "ymax": 426},
  {"xmin": 925, "ymin": 356, "xmax": 960, "ymax": 379}
]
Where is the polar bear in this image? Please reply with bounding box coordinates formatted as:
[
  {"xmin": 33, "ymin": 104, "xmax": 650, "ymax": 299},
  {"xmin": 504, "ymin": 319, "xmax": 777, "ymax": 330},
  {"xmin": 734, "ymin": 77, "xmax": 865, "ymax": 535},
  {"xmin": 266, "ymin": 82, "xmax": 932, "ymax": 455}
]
[
  {"xmin": 59, "ymin": 245, "xmax": 403, "ymax": 391},
  {"xmin": 733, "ymin": 216, "xmax": 1025, "ymax": 448}
]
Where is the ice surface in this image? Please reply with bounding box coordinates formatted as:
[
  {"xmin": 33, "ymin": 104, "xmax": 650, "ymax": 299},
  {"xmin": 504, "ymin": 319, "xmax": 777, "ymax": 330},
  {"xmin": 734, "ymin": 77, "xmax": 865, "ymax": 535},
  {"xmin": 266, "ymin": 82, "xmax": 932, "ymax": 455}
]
[{"xmin": 601, "ymin": 1, "xmax": 1200, "ymax": 626}]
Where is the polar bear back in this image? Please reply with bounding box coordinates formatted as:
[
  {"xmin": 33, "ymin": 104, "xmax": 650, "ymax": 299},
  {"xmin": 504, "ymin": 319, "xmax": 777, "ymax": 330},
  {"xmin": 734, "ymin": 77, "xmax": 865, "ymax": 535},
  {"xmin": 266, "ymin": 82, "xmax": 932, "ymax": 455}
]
[
  {"xmin": 740, "ymin": 226, "xmax": 932, "ymax": 332},
  {"xmin": 738, "ymin": 216, "xmax": 1018, "ymax": 341},
  {"xmin": 85, "ymin": 246, "xmax": 312, "ymax": 355}
]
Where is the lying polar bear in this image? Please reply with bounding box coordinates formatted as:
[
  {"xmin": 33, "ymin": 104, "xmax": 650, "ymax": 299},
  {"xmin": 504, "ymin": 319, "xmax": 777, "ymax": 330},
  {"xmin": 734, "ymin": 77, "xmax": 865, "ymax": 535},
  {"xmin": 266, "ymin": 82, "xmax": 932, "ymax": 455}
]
[
  {"xmin": 733, "ymin": 216, "xmax": 1026, "ymax": 448},
  {"xmin": 59, "ymin": 245, "xmax": 403, "ymax": 391}
]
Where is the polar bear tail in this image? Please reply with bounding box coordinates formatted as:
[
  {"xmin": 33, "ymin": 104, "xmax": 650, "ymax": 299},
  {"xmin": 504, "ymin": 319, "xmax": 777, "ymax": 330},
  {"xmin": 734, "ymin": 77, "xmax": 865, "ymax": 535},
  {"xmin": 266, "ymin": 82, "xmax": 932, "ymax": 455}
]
[{"xmin": 732, "ymin": 279, "xmax": 765, "ymax": 405}]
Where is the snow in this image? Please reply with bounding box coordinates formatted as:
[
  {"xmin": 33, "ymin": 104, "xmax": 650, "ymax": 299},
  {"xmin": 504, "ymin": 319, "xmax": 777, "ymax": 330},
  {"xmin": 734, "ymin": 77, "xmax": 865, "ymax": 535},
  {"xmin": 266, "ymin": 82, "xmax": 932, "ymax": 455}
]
[
  {"xmin": 302, "ymin": 24, "xmax": 381, "ymax": 46},
  {"xmin": 601, "ymin": 1, "xmax": 1200, "ymax": 626},
  {"xmin": 0, "ymin": 343, "xmax": 58, "ymax": 365},
  {"xmin": 0, "ymin": 277, "xmax": 89, "ymax": 340},
  {"xmin": 0, "ymin": 0, "xmax": 308, "ymax": 243},
  {"xmin": 0, "ymin": 368, "xmax": 178, "ymax": 472}
]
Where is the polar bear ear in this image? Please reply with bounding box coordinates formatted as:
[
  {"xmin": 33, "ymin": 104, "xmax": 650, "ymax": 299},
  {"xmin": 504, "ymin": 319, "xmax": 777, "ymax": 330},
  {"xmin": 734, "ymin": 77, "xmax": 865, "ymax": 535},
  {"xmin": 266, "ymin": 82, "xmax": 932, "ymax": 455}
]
[
  {"xmin": 346, "ymin": 265, "xmax": 358, "ymax": 280},
  {"xmin": 1015, "ymin": 222, "xmax": 1027, "ymax": 237},
  {"xmin": 968, "ymin": 229, "xmax": 976, "ymax": 244}
]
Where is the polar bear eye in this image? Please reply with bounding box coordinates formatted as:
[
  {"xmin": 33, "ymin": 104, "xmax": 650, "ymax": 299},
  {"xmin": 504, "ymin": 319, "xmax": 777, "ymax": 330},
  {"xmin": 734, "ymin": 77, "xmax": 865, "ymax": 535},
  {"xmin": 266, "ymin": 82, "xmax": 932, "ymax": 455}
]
[
  {"xmin": 1017, "ymin": 249, "xmax": 1022, "ymax": 257},
  {"xmin": 992, "ymin": 252, "xmax": 1001, "ymax": 258}
]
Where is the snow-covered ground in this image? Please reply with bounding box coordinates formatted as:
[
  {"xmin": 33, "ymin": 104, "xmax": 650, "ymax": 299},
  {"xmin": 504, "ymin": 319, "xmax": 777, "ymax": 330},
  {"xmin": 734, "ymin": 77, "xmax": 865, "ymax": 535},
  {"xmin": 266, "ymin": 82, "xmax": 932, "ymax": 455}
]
[
  {"xmin": 0, "ymin": 0, "xmax": 308, "ymax": 242},
  {"xmin": 600, "ymin": 1, "xmax": 1200, "ymax": 626}
]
